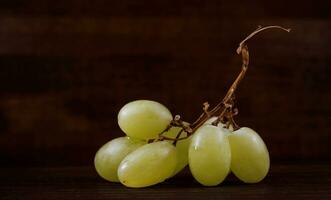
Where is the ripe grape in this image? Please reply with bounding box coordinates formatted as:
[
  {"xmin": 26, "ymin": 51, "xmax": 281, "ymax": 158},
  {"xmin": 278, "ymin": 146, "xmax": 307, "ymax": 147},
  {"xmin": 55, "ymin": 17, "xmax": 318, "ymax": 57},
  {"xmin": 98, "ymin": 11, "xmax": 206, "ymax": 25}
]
[
  {"xmin": 163, "ymin": 126, "xmax": 191, "ymax": 176},
  {"xmin": 117, "ymin": 141, "xmax": 177, "ymax": 188},
  {"xmin": 188, "ymin": 125, "xmax": 231, "ymax": 186},
  {"xmin": 228, "ymin": 127, "xmax": 270, "ymax": 183},
  {"xmin": 94, "ymin": 137, "xmax": 145, "ymax": 182},
  {"xmin": 204, "ymin": 116, "xmax": 234, "ymax": 131},
  {"xmin": 118, "ymin": 100, "xmax": 173, "ymax": 140}
]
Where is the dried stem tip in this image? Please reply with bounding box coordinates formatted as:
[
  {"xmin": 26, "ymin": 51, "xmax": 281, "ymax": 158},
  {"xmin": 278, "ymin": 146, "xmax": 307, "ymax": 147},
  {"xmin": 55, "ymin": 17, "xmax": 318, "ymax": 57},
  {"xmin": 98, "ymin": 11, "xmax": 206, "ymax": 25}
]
[{"xmin": 237, "ymin": 25, "xmax": 291, "ymax": 54}]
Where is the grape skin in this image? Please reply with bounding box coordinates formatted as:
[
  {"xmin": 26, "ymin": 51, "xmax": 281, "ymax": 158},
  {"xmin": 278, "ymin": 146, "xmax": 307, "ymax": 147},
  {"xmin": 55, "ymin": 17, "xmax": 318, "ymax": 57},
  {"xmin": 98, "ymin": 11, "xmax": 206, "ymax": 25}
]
[
  {"xmin": 189, "ymin": 125, "xmax": 231, "ymax": 186},
  {"xmin": 118, "ymin": 100, "xmax": 173, "ymax": 140},
  {"xmin": 163, "ymin": 126, "xmax": 191, "ymax": 176},
  {"xmin": 94, "ymin": 137, "xmax": 145, "ymax": 182},
  {"xmin": 117, "ymin": 141, "xmax": 177, "ymax": 188},
  {"xmin": 228, "ymin": 127, "xmax": 270, "ymax": 183}
]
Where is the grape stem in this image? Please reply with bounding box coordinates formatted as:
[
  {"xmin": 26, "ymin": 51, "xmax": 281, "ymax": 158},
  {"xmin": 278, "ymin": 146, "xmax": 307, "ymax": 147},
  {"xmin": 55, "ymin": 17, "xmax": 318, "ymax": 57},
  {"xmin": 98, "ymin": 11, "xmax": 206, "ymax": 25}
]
[{"xmin": 158, "ymin": 25, "xmax": 290, "ymax": 143}]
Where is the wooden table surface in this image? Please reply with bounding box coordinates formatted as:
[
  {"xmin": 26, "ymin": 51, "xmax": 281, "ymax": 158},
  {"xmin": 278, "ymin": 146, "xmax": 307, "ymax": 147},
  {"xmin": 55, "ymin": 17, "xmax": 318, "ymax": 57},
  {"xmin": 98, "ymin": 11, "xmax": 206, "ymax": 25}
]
[{"xmin": 1, "ymin": 162, "xmax": 330, "ymax": 200}]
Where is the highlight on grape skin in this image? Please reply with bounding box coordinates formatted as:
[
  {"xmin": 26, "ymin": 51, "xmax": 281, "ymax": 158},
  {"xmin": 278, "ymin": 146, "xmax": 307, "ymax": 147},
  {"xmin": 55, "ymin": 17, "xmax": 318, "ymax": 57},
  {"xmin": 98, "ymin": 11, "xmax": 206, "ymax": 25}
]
[{"xmin": 93, "ymin": 25, "xmax": 290, "ymax": 188}]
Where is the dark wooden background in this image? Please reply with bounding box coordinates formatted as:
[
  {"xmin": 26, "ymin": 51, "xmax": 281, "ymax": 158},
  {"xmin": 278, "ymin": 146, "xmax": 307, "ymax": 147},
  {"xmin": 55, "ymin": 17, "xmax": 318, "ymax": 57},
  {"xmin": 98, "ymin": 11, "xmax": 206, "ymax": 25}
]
[{"xmin": 0, "ymin": 0, "xmax": 330, "ymax": 166}]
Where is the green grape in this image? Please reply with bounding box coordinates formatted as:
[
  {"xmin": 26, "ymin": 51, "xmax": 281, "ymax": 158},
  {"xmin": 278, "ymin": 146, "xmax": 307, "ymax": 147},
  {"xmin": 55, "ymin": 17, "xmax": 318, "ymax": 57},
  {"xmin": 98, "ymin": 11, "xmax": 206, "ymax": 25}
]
[
  {"xmin": 94, "ymin": 137, "xmax": 145, "ymax": 182},
  {"xmin": 228, "ymin": 127, "xmax": 270, "ymax": 183},
  {"xmin": 204, "ymin": 116, "xmax": 234, "ymax": 131},
  {"xmin": 163, "ymin": 126, "xmax": 191, "ymax": 176},
  {"xmin": 188, "ymin": 125, "xmax": 231, "ymax": 186},
  {"xmin": 204, "ymin": 116, "xmax": 218, "ymax": 125},
  {"xmin": 118, "ymin": 100, "xmax": 173, "ymax": 140},
  {"xmin": 118, "ymin": 141, "xmax": 177, "ymax": 188}
]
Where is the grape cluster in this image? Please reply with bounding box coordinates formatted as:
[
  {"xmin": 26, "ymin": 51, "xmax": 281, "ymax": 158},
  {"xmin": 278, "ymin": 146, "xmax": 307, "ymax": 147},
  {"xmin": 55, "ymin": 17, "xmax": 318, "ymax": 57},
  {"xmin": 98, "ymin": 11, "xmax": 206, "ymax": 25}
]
[
  {"xmin": 94, "ymin": 25, "xmax": 289, "ymax": 188},
  {"xmin": 94, "ymin": 100, "xmax": 269, "ymax": 188}
]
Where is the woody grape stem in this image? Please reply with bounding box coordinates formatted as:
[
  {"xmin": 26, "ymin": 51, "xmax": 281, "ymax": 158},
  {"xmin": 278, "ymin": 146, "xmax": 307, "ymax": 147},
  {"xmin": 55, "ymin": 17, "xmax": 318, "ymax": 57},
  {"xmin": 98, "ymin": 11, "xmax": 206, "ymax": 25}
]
[{"xmin": 158, "ymin": 25, "xmax": 290, "ymax": 142}]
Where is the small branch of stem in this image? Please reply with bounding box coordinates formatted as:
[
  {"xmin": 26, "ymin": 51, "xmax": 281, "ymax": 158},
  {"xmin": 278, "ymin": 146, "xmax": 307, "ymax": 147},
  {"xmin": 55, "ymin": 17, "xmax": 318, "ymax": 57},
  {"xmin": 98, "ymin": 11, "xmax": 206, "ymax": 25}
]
[
  {"xmin": 228, "ymin": 112, "xmax": 240, "ymax": 130},
  {"xmin": 158, "ymin": 25, "xmax": 290, "ymax": 142},
  {"xmin": 172, "ymin": 129, "xmax": 184, "ymax": 145}
]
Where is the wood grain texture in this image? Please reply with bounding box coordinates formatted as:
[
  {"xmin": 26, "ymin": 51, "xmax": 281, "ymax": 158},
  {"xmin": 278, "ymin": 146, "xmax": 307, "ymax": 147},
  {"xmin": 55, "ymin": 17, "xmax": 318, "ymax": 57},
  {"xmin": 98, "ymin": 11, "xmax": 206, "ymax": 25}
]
[
  {"xmin": 0, "ymin": 1, "xmax": 330, "ymax": 166},
  {"xmin": 0, "ymin": 163, "xmax": 330, "ymax": 200}
]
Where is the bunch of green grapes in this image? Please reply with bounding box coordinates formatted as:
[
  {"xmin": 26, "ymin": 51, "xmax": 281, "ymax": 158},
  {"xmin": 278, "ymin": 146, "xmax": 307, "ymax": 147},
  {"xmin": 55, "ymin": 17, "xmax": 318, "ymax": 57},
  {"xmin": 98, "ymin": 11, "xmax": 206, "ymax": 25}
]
[
  {"xmin": 94, "ymin": 100, "xmax": 269, "ymax": 188},
  {"xmin": 94, "ymin": 25, "xmax": 289, "ymax": 188}
]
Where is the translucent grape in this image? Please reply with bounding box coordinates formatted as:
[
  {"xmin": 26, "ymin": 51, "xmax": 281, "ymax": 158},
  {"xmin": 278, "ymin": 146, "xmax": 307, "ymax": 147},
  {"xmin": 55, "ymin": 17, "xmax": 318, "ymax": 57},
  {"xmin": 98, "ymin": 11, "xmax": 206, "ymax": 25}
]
[
  {"xmin": 94, "ymin": 137, "xmax": 145, "ymax": 182},
  {"xmin": 204, "ymin": 116, "xmax": 234, "ymax": 131},
  {"xmin": 163, "ymin": 126, "xmax": 191, "ymax": 176},
  {"xmin": 228, "ymin": 127, "xmax": 270, "ymax": 183},
  {"xmin": 189, "ymin": 125, "xmax": 231, "ymax": 186},
  {"xmin": 118, "ymin": 141, "xmax": 177, "ymax": 188},
  {"xmin": 118, "ymin": 100, "xmax": 173, "ymax": 140}
]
